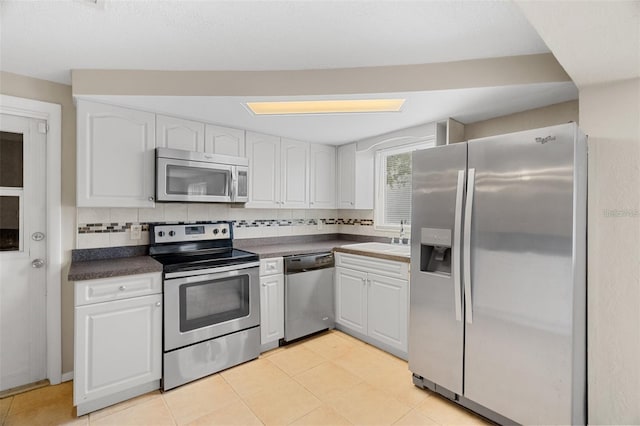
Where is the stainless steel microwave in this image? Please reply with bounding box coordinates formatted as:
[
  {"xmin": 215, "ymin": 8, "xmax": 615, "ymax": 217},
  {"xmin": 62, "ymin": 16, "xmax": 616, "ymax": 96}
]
[{"xmin": 156, "ymin": 148, "xmax": 248, "ymax": 203}]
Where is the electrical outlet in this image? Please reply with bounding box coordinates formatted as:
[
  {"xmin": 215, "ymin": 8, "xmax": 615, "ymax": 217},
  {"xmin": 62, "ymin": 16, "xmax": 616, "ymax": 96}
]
[
  {"xmin": 130, "ymin": 224, "xmax": 142, "ymax": 240},
  {"xmin": 317, "ymin": 220, "xmax": 324, "ymax": 231}
]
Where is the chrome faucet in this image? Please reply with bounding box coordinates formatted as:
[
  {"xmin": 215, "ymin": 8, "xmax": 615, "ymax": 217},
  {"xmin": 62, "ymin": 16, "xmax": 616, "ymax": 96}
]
[{"xmin": 391, "ymin": 220, "xmax": 407, "ymax": 245}]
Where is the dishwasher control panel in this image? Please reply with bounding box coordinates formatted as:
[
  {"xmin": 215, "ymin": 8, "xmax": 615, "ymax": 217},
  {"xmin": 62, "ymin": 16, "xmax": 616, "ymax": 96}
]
[{"xmin": 284, "ymin": 253, "xmax": 334, "ymax": 274}]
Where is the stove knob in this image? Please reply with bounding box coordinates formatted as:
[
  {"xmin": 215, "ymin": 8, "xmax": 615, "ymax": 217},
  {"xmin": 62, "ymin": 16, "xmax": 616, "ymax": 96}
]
[
  {"xmin": 221, "ymin": 228, "xmax": 227, "ymax": 234},
  {"xmin": 169, "ymin": 230, "xmax": 175, "ymax": 237},
  {"xmin": 213, "ymin": 229, "xmax": 219, "ymax": 235},
  {"xmin": 158, "ymin": 231, "xmax": 165, "ymax": 237}
]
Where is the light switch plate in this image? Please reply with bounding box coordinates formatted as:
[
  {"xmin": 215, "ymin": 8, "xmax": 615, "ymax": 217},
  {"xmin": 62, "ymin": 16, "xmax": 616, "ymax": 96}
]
[{"xmin": 130, "ymin": 224, "xmax": 142, "ymax": 240}]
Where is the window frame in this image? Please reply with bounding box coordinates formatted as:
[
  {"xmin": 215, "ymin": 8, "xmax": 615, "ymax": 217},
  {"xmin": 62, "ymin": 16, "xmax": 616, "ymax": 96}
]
[{"xmin": 374, "ymin": 140, "xmax": 435, "ymax": 231}]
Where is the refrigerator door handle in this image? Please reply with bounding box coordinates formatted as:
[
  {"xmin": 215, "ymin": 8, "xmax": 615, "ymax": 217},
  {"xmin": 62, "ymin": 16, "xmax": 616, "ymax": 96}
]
[
  {"xmin": 464, "ymin": 168, "xmax": 476, "ymax": 324},
  {"xmin": 453, "ymin": 169, "xmax": 465, "ymax": 322}
]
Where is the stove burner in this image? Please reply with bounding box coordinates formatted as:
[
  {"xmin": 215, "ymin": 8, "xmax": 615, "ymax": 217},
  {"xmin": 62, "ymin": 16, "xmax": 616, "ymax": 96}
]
[{"xmin": 152, "ymin": 248, "xmax": 259, "ymax": 273}]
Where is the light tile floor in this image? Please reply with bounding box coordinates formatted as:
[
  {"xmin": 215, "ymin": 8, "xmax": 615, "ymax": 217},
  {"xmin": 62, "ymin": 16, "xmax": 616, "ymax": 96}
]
[{"xmin": 0, "ymin": 330, "xmax": 489, "ymax": 425}]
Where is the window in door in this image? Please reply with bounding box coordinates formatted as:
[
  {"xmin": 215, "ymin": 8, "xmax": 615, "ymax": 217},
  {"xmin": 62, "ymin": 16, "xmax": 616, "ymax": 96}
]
[{"xmin": 0, "ymin": 131, "xmax": 24, "ymax": 252}]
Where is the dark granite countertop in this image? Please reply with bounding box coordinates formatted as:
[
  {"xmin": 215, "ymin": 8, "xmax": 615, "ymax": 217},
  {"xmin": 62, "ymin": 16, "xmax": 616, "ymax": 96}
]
[
  {"xmin": 67, "ymin": 234, "xmax": 408, "ymax": 281},
  {"xmin": 68, "ymin": 256, "xmax": 163, "ymax": 282}
]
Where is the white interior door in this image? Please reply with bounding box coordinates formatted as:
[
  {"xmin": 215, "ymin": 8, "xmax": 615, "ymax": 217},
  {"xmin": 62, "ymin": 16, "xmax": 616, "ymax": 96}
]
[{"xmin": 0, "ymin": 113, "xmax": 47, "ymax": 392}]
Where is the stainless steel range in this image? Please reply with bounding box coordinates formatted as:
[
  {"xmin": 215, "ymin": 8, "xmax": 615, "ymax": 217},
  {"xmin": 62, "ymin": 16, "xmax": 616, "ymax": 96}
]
[{"xmin": 149, "ymin": 222, "xmax": 260, "ymax": 391}]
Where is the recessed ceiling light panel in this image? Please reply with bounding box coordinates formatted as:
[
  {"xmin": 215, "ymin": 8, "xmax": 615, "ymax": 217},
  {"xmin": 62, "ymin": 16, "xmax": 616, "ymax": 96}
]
[{"xmin": 245, "ymin": 99, "xmax": 406, "ymax": 115}]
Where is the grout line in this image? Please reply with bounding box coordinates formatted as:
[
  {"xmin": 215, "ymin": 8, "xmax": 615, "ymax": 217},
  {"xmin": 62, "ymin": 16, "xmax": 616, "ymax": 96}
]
[
  {"xmin": 0, "ymin": 396, "xmax": 13, "ymax": 426},
  {"xmin": 157, "ymin": 392, "xmax": 178, "ymax": 426}
]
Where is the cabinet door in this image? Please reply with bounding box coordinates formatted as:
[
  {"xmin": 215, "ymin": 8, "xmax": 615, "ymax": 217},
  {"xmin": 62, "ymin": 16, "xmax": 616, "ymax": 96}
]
[
  {"xmin": 246, "ymin": 132, "xmax": 281, "ymax": 208},
  {"xmin": 156, "ymin": 115, "xmax": 205, "ymax": 152},
  {"xmin": 335, "ymin": 267, "xmax": 368, "ymax": 334},
  {"xmin": 260, "ymin": 274, "xmax": 284, "ymax": 345},
  {"xmin": 337, "ymin": 143, "xmax": 356, "ymax": 209},
  {"xmin": 309, "ymin": 144, "xmax": 336, "ymax": 209},
  {"xmin": 74, "ymin": 294, "xmax": 162, "ymax": 405},
  {"xmin": 281, "ymin": 138, "xmax": 309, "ymax": 208},
  {"xmin": 77, "ymin": 101, "xmax": 156, "ymax": 207},
  {"xmin": 367, "ymin": 273, "xmax": 408, "ymax": 352},
  {"xmin": 205, "ymin": 124, "xmax": 245, "ymax": 156}
]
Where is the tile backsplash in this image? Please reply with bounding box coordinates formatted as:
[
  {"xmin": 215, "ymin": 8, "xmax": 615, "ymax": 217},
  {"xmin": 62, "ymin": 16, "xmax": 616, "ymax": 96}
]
[{"xmin": 76, "ymin": 205, "xmax": 392, "ymax": 249}]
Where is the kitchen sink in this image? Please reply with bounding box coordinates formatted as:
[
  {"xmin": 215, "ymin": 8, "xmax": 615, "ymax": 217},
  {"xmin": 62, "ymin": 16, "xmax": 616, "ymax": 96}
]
[{"xmin": 340, "ymin": 242, "xmax": 411, "ymax": 257}]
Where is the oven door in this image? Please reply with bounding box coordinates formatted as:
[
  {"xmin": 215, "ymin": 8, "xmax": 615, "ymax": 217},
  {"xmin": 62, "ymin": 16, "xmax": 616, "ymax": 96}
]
[
  {"xmin": 164, "ymin": 264, "xmax": 260, "ymax": 351},
  {"xmin": 157, "ymin": 157, "xmax": 233, "ymax": 202}
]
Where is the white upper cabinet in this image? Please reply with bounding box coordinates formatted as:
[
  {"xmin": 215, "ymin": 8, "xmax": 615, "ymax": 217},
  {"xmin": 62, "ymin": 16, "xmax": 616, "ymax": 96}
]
[
  {"xmin": 156, "ymin": 114, "xmax": 205, "ymax": 152},
  {"xmin": 337, "ymin": 142, "xmax": 373, "ymax": 209},
  {"xmin": 280, "ymin": 138, "xmax": 309, "ymax": 208},
  {"xmin": 309, "ymin": 144, "xmax": 336, "ymax": 209},
  {"xmin": 337, "ymin": 143, "xmax": 355, "ymax": 208},
  {"xmin": 205, "ymin": 124, "xmax": 245, "ymax": 156},
  {"xmin": 77, "ymin": 100, "xmax": 156, "ymax": 208},
  {"xmin": 246, "ymin": 132, "xmax": 281, "ymax": 208},
  {"xmin": 246, "ymin": 132, "xmax": 312, "ymax": 209}
]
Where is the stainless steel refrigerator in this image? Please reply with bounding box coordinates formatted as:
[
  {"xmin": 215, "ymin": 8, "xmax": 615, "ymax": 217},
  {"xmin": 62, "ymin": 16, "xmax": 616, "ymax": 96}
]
[{"xmin": 409, "ymin": 123, "xmax": 587, "ymax": 425}]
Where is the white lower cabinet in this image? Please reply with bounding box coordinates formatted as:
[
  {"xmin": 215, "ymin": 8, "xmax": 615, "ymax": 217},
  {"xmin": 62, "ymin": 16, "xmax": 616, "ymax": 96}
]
[
  {"xmin": 335, "ymin": 253, "xmax": 409, "ymax": 358},
  {"xmin": 73, "ymin": 273, "xmax": 162, "ymax": 416},
  {"xmin": 335, "ymin": 268, "xmax": 368, "ymax": 334},
  {"xmin": 259, "ymin": 258, "xmax": 284, "ymax": 351},
  {"xmin": 366, "ymin": 273, "xmax": 408, "ymax": 351}
]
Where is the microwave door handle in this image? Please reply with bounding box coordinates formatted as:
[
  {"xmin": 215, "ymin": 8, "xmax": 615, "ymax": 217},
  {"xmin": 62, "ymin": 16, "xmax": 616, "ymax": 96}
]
[{"xmin": 230, "ymin": 167, "xmax": 237, "ymax": 201}]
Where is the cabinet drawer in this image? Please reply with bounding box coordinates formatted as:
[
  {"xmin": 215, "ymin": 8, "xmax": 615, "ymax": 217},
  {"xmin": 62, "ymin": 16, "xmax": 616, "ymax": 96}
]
[
  {"xmin": 335, "ymin": 253, "xmax": 409, "ymax": 280},
  {"xmin": 75, "ymin": 273, "xmax": 162, "ymax": 306},
  {"xmin": 260, "ymin": 257, "xmax": 283, "ymax": 276}
]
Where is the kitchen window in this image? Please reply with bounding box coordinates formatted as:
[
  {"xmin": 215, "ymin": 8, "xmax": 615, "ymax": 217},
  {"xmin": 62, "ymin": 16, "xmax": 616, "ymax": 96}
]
[{"xmin": 375, "ymin": 141, "xmax": 434, "ymax": 230}]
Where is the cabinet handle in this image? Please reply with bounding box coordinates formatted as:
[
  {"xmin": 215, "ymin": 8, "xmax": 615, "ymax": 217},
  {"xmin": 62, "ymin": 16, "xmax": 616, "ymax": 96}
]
[
  {"xmin": 155, "ymin": 302, "xmax": 161, "ymax": 307},
  {"xmin": 350, "ymin": 202, "xmax": 354, "ymax": 206},
  {"xmin": 119, "ymin": 285, "xmax": 126, "ymax": 291},
  {"xmin": 148, "ymin": 196, "xmax": 154, "ymax": 201},
  {"xmin": 361, "ymin": 277, "xmax": 366, "ymax": 285}
]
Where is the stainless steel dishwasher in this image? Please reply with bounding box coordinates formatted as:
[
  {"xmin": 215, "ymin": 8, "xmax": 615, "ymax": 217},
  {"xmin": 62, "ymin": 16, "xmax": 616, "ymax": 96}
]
[{"xmin": 283, "ymin": 252, "xmax": 335, "ymax": 343}]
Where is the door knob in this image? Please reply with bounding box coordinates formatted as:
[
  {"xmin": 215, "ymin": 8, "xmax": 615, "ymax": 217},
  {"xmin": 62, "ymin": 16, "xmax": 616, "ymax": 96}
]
[
  {"xmin": 31, "ymin": 258, "xmax": 45, "ymax": 268},
  {"xmin": 32, "ymin": 232, "xmax": 45, "ymax": 241}
]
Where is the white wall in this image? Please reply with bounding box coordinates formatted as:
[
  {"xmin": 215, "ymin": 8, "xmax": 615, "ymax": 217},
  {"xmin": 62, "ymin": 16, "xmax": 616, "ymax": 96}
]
[
  {"xmin": 580, "ymin": 78, "xmax": 640, "ymax": 424},
  {"xmin": 76, "ymin": 206, "xmax": 399, "ymax": 249},
  {"xmin": 464, "ymin": 100, "xmax": 578, "ymax": 140}
]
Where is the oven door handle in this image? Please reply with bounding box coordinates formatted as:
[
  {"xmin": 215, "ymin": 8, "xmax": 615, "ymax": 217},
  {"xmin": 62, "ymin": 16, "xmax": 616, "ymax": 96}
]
[{"xmin": 164, "ymin": 262, "xmax": 260, "ymax": 282}]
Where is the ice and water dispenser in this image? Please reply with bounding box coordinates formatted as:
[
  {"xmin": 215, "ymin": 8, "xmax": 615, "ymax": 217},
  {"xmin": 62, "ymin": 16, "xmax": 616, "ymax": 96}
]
[{"xmin": 420, "ymin": 228, "xmax": 452, "ymax": 276}]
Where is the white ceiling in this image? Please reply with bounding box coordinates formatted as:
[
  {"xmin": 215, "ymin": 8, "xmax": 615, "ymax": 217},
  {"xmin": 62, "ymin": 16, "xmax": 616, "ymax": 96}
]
[
  {"xmin": 516, "ymin": 0, "xmax": 640, "ymax": 87},
  {"xmin": 0, "ymin": 0, "xmax": 551, "ymax": 85},
  {"xmin": 1, "ymin": 0, "xmax": 582, "ymax": 143}
]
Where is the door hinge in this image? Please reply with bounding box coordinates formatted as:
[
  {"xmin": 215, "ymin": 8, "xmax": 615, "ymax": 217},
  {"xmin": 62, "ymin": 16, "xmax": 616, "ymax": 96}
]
[{"xmin": 38, "ymin": 122, "xmax": 49, "ymax": 134}]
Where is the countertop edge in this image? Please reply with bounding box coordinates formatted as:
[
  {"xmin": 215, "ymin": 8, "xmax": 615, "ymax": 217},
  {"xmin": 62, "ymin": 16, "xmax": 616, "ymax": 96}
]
[
  {"xmin": 332, "ymin": 247, "xmax": 410, "ymax": 263},
  {"xmin": 68, "ymin": 256, "xmax": 163, "ymax": 282}
]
